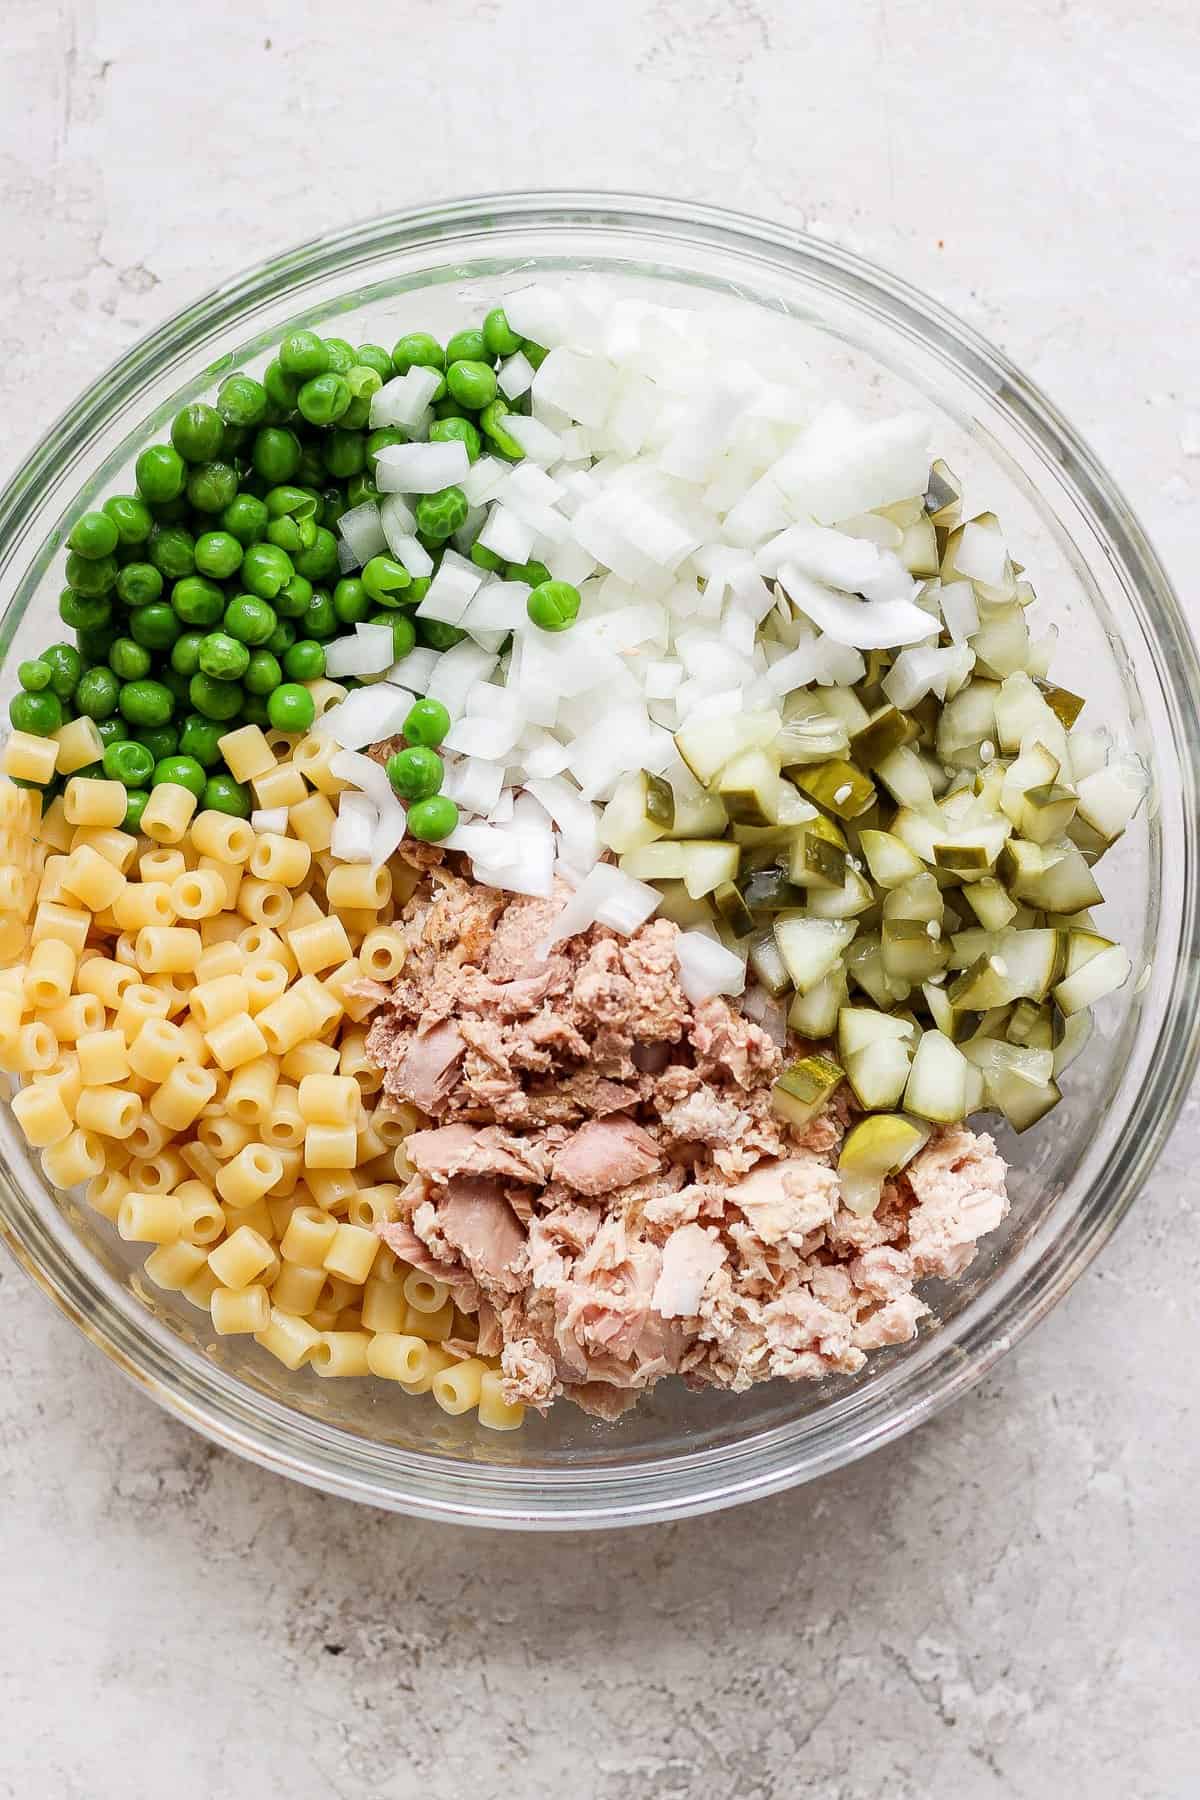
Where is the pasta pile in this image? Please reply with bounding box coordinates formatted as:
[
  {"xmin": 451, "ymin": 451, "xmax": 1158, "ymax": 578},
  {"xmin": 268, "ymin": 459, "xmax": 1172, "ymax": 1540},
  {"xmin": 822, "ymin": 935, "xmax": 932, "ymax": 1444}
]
[{"xmin": 0, "ymin": 717, "xmax": 523, "ymax": 1431}]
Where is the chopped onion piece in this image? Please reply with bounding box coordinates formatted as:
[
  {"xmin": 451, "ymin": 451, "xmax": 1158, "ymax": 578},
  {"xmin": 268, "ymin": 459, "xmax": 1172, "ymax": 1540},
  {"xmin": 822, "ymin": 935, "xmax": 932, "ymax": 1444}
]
[
  {"xmin": 319, "ymin": 686, "xmax": 413, "ymax": 750},
  {"xmin": 443, "ymin": 713, "xmax": 523, "ymax": 760},
  {"xmin": 329, "ymin": 748, "xmax": 396, "ymax": 807},
  {"xmin": 425, "ymin": 641, "xmax": 499, "ymax": 719},
  {"xmin": 330, "ymin": 791, "xmax": 377, "ymax": 863},
  {"xmin": 940, "ymin": 579, "xmax": 980, "ymax": 644},
  {"xmin": 370, "ymin": 366, "xmax": 443, "ymax": 431},
  {"xmin": 675, "ymin": 930, "xmax": 747, "ymax": 1002},
  {"xmin": 336, "ymin": 502, "xmax": 387, "ymax": 568},
  {"xmin": 477, "ymin": 504, "xmax": 537, "ymax": 566},
  {"xmin": 778, "ymin": 563, "xmax": 935, "ymax": 650},
  {"xmin": 416, "ymin": 549, "xmax": 482, "ymax": 626},
  {"xmin": 498, "ymin": 350, "xmax": 535, "ymax": 399},
  {"xmin": 387, "ymin": 648, "xmax": 440, "ymax": 694},
  {"xmin": 883, "ymin": 644, "xmax": 975, "ymax": 709},
  {"xmin": 371, "ymin": 794, "xmax": 408, "ymax": 868},
  {"xmin": 323, "ymin": 622, "xmax": 397, "ymax": 679},
  {"xmin": 250, "ymin": 807, "xmax": 288, "ymax": 835},
  {"xmin": 499, "ymin": 411, "xmax": 564, "ymax": 466},
  {"xmin": 440, "ymin": 756, "xmax": 505, "ymax": 818},
  {"xmin": 374, "ymin": 440, "xmax": 470, "ymax": 494},
  {"xmin": 538, "ymin": 863, "xmax": 659, "ymax": 955}
]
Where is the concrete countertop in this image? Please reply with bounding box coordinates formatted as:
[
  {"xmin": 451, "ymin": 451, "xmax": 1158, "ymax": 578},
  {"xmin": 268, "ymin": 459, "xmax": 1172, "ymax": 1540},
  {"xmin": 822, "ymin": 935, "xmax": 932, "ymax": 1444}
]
[{"xmin": 2, "ymin": 2, "xmax": 1196, "ymax": 1794}]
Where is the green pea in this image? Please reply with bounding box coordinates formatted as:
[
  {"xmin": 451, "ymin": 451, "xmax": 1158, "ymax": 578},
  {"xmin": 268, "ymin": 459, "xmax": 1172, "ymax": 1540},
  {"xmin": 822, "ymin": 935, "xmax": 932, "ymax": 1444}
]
[
  {"xmin": 188, "ymin": 672, "xmax": 244, "ymax": 721},
  {"xmin": 405, "ymin": 577, "xmax": 431, "ymax": 606},
  {"xmin": 370, "ymin": 609, "xmax": 416, "ymax": 661},
  {"xmin": 152, "ymin": 754, "xmax": 207, "ymax": 798},
  {"xmin": 202, "ymin": 773, "xmax": 252, "ymax": 817},
  {"xmin": 103, "ymin": 494, "xmax": 154, "ymax": 546},
  {"xmin": 59, "ymin": 590, "xmax": 111, "ymax": 632},
  {"xmin": 103, "ymin": 740, "xmax": 154, "ymax": 786},
  {"xmin": 41, "ymin": 644, "xmax": 82, "ymax": 701},
  {"xmin": 470, "ymin": 541, "xmax": 505, "ymax": 574},
  {"xmin": 366, "ymin": 427, "xmax": 408, "ymax": 463},
  {"xmin": 241, "ymin": 694, "xmax": 271, "ymax": 728},
  {"xmin": 118, "ymin": 679, "xmax": 174, "ymax": 729},
  {"xmin": 262, "ymin": 359, "xmax": 300, "ymax": 415},
  {"xmin": 406, "ymin": 795, "xmax": 459, "ymax": 842},
  {"xmin": 108, "ymin": 637, "xmax": 152, "ymax": 682},
  {"xmin": 323, "ymin": 429, "xmax": 366, "ymax": 480},
  {"xmin": 323, "ymin": 338, "xmax": 356, "ymax": 376},
  {"xmin": 391, "ymin": 332, "xmax": 445, "ymax": 375},
  {"xmin": 130, "ymin": 603, "xmax": 182, "ymax": 651},
  {"xmin": 416, "ymin": 617, "xmax": 465, "ymax": 652},
  {"xmin": 430, "ymin": 416, "xmax": 482, "ymax": 461},
  {"xmin": 283, "ymin": 639, "xmax": 324, "ymax": 682},
  {"xmin": 479, "ymin": 399, "xmax": 525, "ymax": 460},
  {"xmin": 266, "ymin": 684, "xmax": 315, "ymax": 732},
  {"xmin": 240, "ymin": 542, "xmax": 294, "ymax": 600},
  {"xmin": 168, "ymin": 632, "xmax": 205, "ymax": 679},
  {"xmin": 68, "ymin": 510, "xmax": 120, "ymax": 560},
  {"xmin": 147, "ymin": 495, "xmax": 189, "ymax": 525},
  {"xmin": 187, "ymin": 460, "xmax": 239, "ymax": 514},
  {"xmin": 446, "ymin": 360, "xmax": 498, "ymax": 411},
  {"xmin": 267, "ymin": 578, "xmax": 308, "ymax": 625},
  {"xmin": 147, "ymin": 524, "xmax": 196, "ymax": 581},
  {"xmin": 221, "ymin": 493, "xmax": 270, "ymax": 547},
  {"xmin": 171, "ymin": 403, "xmax": 225, "ymax": 464},
  {"xmin": 445, "ymin": 328, "xmax": 489, "ymax": 366},
  {"xmin": 302, "ymin": 590, "xmax": 337, "ymax": 641},
  {"xmin": 415, "ymin": 486, "xmax": 469, "ymax": 542},
  {"xmin": 265, "ymin": 515, "xmax": 308, "ymax": 557},
  {"xmin": 526, "ymin": 579, "xmax": 581, "ymax": 632},
  {"xmin": 76, "ymin": 623, "xmax": 118, "ymax": 665},
  {"xmin": 523, "ymin": 341, "xmax": 548, "ymax": 371},
  {"xmin": 244, "ymin": 650, "xmax": 282, "ymax": 695},
  {"xmin": 74, "ymin": 666, "xmax": 120, "ymax": 720},
  {"xmin": 160, "ymin": 667, "xmax": 192, "ymax": 711},
  {"xmin": 346, "ymin": 473, "xmax": 382, "ymax": 510},
  {"xmin": 18, "ymin": 660, "xmax": 52, "ymax": 693},
  {"xmin": 135, "ymin": 443, "xmax": 186, "ymax": 504},
  {"xmin": 483, "ymin": 308, "xmax": 523, "ymax": 358},
  {"xmin": 332, "ymin": 576, "xmax": 371, "ymax": 626},
  {"xmin": 9, "ymin": 690, "xmax": 64, "ymax": 735},
  {"xmin": 171, "ymin": 576, "xmax": 226, "ymax": 627},
  {"xmin": 279, "ymin": 329, "xmax": 330, "ymax": 379},
  {"xmin": 178, "ymin": 715, "xmax": 224, "ymax": 767},
  {"xmin": 264, "ymin": 485, "xmax": 313, "ymax": 524},
  {"xmin": 115, "ymin": 562, "xmax": 163, "ymax": 607},
  {"xmin": 198, "ymin": 633, "xmax": 250, "ymax": 681},
  {"xmin": 319, "ymin": 486, "xmax": 350, "ymax": 532},
  {"xmin": 122, "ymin": 789, "xmax": 150, "ymax": 832},
  {"xmin": 138, "ymin": 725, "xmax": 179, "ymax": 763},
  {"xmin": 292, "ymin": 528, "xmax": 338, "ymax": 582},
  {"xmin": 386, "ymin": 745, "xmax": 443, "ymax": 802},
  {"xmin": 224, "ymin": 594, "xmax": 277, "ymax": 645},
  {"xmin": 216, "ymin": 374, "xmax": 268, "ymax": 430},
  {"xmin": 253, "ymin": 427, "xmax": 302, "ymax": 486},
  {"xmin": 432, "ymin": 397, "xmax": 470, "ymax": 422},
  {"xmin": 94, "ymin": 718, "xmax": 128, "ymax": 750},
  {"xmin": 403, "ymin": 698, "xmax": 451, "ymax": 747},
  {"xmin": 298, "ymin": 373, "xmax": 351, "ymax": 427},
  {"xmin": 194, "ymin": 530, "xmax": 243, "ymax": 581},
  {"xmin": 265, "ymin": 620, "xmax": 297, "ymax": 658},
  {"xmin": 65, "ymin": 551, "xmax": 117, "ymax": 597},
  {"xmin": 360, "ymin": 555, "xmax": 411, "ymax": 607},
  {"xmin": 355, "ymin": 344, "xmax": 393, "ymax": 381}
]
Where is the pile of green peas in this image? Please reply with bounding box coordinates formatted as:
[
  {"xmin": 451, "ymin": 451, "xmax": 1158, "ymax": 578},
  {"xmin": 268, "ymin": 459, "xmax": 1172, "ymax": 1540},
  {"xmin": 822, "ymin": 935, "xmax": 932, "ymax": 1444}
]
[{"xmin": 13, "ymin": 306, "xmax": 554, "ymax": 841}]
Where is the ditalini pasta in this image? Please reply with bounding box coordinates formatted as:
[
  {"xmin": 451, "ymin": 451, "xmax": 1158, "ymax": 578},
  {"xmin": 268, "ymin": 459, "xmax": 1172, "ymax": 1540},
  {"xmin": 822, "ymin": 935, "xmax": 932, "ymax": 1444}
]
[{"xmin": 0, "ymin": 757, "xmax": 519, "ymax": 1429}]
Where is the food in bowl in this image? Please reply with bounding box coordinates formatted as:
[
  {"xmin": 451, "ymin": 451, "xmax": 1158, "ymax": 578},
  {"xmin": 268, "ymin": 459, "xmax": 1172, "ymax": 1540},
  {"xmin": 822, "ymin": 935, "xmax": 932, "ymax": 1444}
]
[{"xmin": 0, "ymin": 281, "xmax": 1146, "ymax": 1427}]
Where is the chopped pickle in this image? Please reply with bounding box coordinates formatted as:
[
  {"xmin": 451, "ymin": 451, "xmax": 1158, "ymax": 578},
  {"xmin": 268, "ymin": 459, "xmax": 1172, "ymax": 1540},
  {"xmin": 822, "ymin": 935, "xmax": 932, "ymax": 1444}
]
[
  {"xmin": 644, "ymin": 770, "xmax": 676, "ymax": 831},
  {"xmin": 838, "ymin": 1114, "xmax": 931, "ymax": 1216},
  {"xmin": 1039, "ymin": 681, "xmax": 1086, "ymax": 729},
  {"xmin": 850, "ymin": 705, "xmax": 917, "ymax": 771},
  {"xmin": 739, "ymin": 866, "xmax": 807, "ymax": 912},
  {"xmin": 771, "ymin": 1053, "xmax": 844, "ymax": 1129},
  {"xmin": 791, "ymin": 758, "xmax": 877, "ymax": 820},
  {"xmin": 1017, "ymin": 782, "xmax": 1078, "ymax": 846},
  {"xmin": 715, "ymin": 747, "xmax": 782, "ymax": 826},
  {"xmin": 924, "ymin": 458, "xmax": 962, "ymax": 530},
  {"xmin": 776, "ymin": 694, "xmax": 850, "ymax": 766},
  {"xmin": 787, "ymin": 824, "xmax": 848, "ymax": 890},
  {"xmin": 773, "ymin": 915, "xmax": 857, "ymax": 992},
  {"xmin": 933, "ymin": 841, "xmax": 992, "ymax": 872},
  {"xmin": 712, "ymin": 880, "xmax": 756, "ymax": 938}
]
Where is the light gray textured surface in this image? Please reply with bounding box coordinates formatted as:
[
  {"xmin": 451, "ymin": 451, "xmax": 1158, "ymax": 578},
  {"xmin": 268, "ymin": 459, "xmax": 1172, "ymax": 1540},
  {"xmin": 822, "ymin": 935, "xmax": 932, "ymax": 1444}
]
[{"xmin": 2, "ymin": 3, "xmax": 1198, "ymax": 1795}]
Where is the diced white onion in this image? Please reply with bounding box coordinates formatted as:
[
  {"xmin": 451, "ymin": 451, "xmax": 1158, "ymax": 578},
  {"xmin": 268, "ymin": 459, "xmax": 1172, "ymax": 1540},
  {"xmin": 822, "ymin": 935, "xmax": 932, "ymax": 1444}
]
[
  {"xmin": 675, "ymin": 931, "xmax": 747, "ymax": 1003},
  {"xmin": 374, "ymin": 440, "xmax": 471, "ymax": 494},
  {"xmin": 778, "ymin": 563, "xmax": 935, "ymax": 650},
  {"xmin": 416, "ymin": 549, "xmax": 483, "ymax": 627},
  {"xmin": 337, "ymin": 502, "xmax": 388, "ymax": 568},
  {"xmin": 250, "ymin": 807, "xmax": 288, "ymax": 835},
  {"xmin": 319, "ymin": 687, "xmax": 413, "ymax": 750}
]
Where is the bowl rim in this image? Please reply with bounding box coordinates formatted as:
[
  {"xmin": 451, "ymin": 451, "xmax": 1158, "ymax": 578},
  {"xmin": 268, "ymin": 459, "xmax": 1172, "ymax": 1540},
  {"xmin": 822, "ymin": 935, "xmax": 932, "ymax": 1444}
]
[{"xmin": 2, "ymin": 188, "xmax": 1198, "ymax": 1528}]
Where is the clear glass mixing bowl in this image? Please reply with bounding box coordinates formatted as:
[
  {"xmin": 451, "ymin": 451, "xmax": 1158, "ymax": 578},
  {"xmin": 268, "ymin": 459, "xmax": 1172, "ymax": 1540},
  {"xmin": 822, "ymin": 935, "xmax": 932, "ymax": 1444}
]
[{"xmin": 0, "ymin": 193, "xmax": 1195, "ymax": 1528}]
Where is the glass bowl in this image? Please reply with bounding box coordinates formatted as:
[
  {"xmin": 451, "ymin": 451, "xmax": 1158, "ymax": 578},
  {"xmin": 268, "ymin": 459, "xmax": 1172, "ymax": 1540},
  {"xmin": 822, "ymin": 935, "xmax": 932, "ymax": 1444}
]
[{"xmin": 0, "ymin": 193, "xmax": 1196, "ymax": 1529}]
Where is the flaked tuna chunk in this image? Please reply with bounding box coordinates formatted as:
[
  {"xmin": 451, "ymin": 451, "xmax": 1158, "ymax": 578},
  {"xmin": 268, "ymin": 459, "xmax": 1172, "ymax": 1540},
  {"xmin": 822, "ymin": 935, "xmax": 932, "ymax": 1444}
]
[
  {"xmin": 486, "ymin": 892, "xmax": 565, "ymax": 980},
  {"xmin": 904, "ymin": 1127, "xmax": 1008, "ymax": 1280},
  {"xmin": 652, "ymin": 1224, "xmax": 726, "ymax": 1319},
  {"xmin": 386, "ymin": 1020, "xmax": 466, "ymax": 1112},
  {"xmin": 552, "ymin": 1117, "xmax": 662, "ymax": 1197},
  {"xmin": 690, "ymin": 995, "xmax": 782, "ymax": 1090},
  {"xmin": 852, "ymin": 1292, "xmax": 927, "ymax": 1350},
  {"xmin": 501, "ymin": 1335, "xmax": 558, "ymax": 1409},
  {"xmin": 407, "ymin": 1122, "xmax": 560, "ymax": 1187},
  {"xmin": 437, "ymin": 1176, "xmax": 528, "ymax": 1294},
  {"xmin": 377, "ymin": 1219, "xmax": 480, "ymax": 1313},
  {"xmin": 728, "ymin": 1155, "xmax": 841, "ymax": 1247}
]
